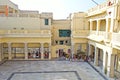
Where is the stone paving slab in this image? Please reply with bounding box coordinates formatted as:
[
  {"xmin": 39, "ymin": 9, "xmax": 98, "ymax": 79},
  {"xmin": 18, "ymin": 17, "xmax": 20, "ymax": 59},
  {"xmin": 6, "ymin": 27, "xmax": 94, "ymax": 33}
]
[{"xmin": 0, "ymin": 61, "xmax": 106, "ymax": 80}]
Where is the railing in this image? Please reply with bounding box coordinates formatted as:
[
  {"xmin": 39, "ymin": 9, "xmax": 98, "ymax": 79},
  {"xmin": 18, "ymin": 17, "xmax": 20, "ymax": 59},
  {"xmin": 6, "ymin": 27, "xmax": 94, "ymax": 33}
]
[
  {"xmin": 0, "ymin": 30, "xmax": 51, "ymax": 37},
  {"xmin": 87, "ymin": 1, "xmax": 108, "ymax": 16},
  {"xmin": 0, "ymin": 13, "xmax": 40, "ymax": 18},
  {"xmin": 72, "ymin": 30, "xmax": 89, "ymax": 37},
  {"xmin": 0, "ymin": 13, "xmax": 53, "ymax": 18},
  {"xmin": 7, "ymin": 0, "xmax": 18, "ymax": 9},
  {"xmin": 89, "ymin": 31, "xmax": 111, "ymax": 41},
  {"xmin": 112, "ymin": 33, "xmax": 120, "ymax": 46},
  {"xmin": 89, "ymin": 31, "xmax": 96, "ymax": 35},
  {"xmin": 98, "ymin": 31, "xmax": 106, "ymax": 36},
  {"xmin": 0, "ymin": 0, "xmax": 18, "ymax": 10}
]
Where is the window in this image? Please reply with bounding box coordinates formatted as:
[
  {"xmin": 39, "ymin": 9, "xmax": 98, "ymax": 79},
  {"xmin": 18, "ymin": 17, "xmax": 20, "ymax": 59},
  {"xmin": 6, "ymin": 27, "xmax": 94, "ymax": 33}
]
[
  {"xmin": 60, "ymin": 41, "xmax": 64, "ymax": 45},
  {"xmin": 65, "ymin": 40, "xmax": 68, "ymax": 43},
  {"xmin": 56, "ymin": 41, "xmax": 58, "ymax": 44},
  {"xmin": 45, "ymin": 19, "xmax": 49, "ymax": 25},
  {"xmin": 59, "ymin": 30, "xmax": 71, "ymax": 37}
]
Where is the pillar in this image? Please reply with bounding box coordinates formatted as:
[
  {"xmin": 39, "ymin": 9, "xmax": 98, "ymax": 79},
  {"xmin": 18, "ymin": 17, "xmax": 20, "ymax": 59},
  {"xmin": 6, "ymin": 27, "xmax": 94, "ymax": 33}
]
[
  {"xmin": 71, "ymin": 43, "xmax": 74, "ymax": 59},
  {"xmin": 96, "ymin": 20, "xmax": 100, "ymax": 35},
  {"xmin": 1, "ymin": 43, "xmax": 4, "ymax": 60},
  {"xmin": 49, "ymin": 43, "xmax": 51, "ymax": 59},
  {"xmin": 103, "ymin": 50, "xmax": 107, "ymax": 74},
  {"xmin": 105, "ymin": 18, "xmax": 110, "ymax": 39},
  {"xmin": 94, "ymin": 47, "xmax": 98, "ymax": 66},
  {"xmin": 0, "ymin": 43, "xmax": 2, "ymax": 61},
  {"xmin": 8, "ymin": 42, "xmax": 12, "ymax": 60},
  {"xmin": 24, "ymin": 43, "xmax": 28, "ymax": 60},
  {"xmin": 88, "ymin": 44, "xmax": 91, "ymax": 56},
  {"xmin": 107, "ymin": 51, "xmax": 115, "ymax": 77},
  {"xmin": 90, "ymin": 20, "xmax": 93, "ymax": 32},
  {"xmin": 41, "ymin": 43, "xmax": 44, "ymax": 59},
  {"xmin": 110, "ymin": 18, "xmax": 114, "ymax": 32}
]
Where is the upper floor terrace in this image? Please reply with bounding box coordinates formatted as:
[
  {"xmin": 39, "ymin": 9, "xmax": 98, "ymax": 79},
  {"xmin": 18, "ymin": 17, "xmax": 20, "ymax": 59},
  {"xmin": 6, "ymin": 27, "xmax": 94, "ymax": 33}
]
[
  {"xmin": 87, "ymin": 0, "xmax": 116, "ymax": 17},
  {"xmin": 0, "ymin": 12, "xmax": 53, "ymax": 18},
  {"xmin": 87, "ymin": 17, "xmax": 112, "ymax": 42},
  {"xmin": 0, "ymin": 30, "xmax": 51, "ymax": 38},
  {"xmin": 0, "ymin": 0, "xmax": 18, "ymax": 10},
  {"xmin": 0, "ymin": 13, "xmax": 39, "ymax": 18}
]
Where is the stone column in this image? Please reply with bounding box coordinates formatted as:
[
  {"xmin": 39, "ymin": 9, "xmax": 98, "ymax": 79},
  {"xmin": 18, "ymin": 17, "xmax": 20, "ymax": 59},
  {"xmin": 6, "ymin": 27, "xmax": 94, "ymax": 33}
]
[
  {"xmin": 41, "ymin": 43, "xmax": 44, "ymax": 59},
  {"xmin": 90, "ymin": 20, "xmax": 93, "ymax": 32},
  {"xmin": 1, "ymin": 43, "xmax": 4, "ymax": 60},
  {"xmin": 106, "ymin": 18, "xmax": 110, "ymax": 39},
  {"xmin": 94, "ymin": 47, "xmax": 98, "ymax": 66},
  {"xmin": 49, "ymin": 43, "xmax": 51, "ymax": 59},
  {"xmin": 0, "ymin": 43, "xmax": 2, "ymax": 61},
  {"xmin": 107, "ymin": 53, "xmax": 115, "ymax": 78},
  {"xmin": 103, "ymin": 50, "xmax": 107, "ymax": 73},
  {"xmin": 8, "ymin": 42, "xmax": 12, "ymax": 60},
  {"xmin": 71, "ymin": 43, "xmax": 74, "ymax": 59},
  {"xmin": 110, "ymin": 18, "xmax": 114, "ymax": 32},
  {"xmin": 24, "ymin": 43, "xmax": 28, "ymax": 60},
  {"xmin": 88, "ymin": 44, "xmax": 91, "ymax": 56},
  {"xmin": 96, "ymin": 20, "xmax": 100, "ymax": 35}
]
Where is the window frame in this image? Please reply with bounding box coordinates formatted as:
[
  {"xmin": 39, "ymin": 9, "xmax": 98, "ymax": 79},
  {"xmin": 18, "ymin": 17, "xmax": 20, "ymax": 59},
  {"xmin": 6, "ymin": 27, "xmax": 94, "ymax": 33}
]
[{"xmin": 44, "ymin": 19, "xmax": 49, "ymax": 25}]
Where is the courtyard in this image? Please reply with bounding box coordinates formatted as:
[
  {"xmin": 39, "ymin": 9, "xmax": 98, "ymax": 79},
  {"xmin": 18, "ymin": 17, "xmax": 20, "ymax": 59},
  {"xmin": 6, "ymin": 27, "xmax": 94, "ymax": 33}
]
[{"xmin": 0, "ymin": 60, "xmax": 107, "ymax": 80}]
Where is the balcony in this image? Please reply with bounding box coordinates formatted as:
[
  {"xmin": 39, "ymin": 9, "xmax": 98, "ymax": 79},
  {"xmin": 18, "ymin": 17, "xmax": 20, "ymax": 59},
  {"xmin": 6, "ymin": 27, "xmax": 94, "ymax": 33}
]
[
  {"xmin": 87, "ymin": 1, "xmax": 111, "ymax": 16},
  {"xmin": 0, "ymin": 0, "xmax": 18, "ymax": 10},
  {"xmin": 112, "ymin": 33, "xmax": 120, "ymax": 47},
  {"xmin": 0, "ymin": 13, "xmax": 40, "ymax": 18},
  {"xmin": 88, "ymin": 31, "xmax": 111, "ymax": 42},
  {"xmin": 72, "ymin": 30, "xmax": 89, "ymax": 38},
  {"xmin": 0, "ymin": 30, "xmax": 51, "ymax": 38}
]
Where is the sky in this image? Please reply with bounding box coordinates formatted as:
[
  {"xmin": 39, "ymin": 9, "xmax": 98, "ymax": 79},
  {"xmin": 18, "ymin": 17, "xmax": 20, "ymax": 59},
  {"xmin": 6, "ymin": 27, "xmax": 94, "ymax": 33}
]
[{"xmin": 10, "ymin": 0, "xmax": 106, "ymax": 19}]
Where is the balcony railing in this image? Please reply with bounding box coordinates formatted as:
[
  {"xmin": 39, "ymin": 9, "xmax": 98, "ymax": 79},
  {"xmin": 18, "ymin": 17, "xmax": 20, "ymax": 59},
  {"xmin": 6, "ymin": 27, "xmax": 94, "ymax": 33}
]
[
  {"xmin": 112, "ymin": 33, "xmax": 120, "ymax": 46},
  {"xmin": 87, "ymin": 1, "xmax": 109, "ymax": 16},
  {"xmin": 88, "ymin": 31, "xmax": 111, "ymax": 42},
  {"xmin": 0, "ymin": 13, "xmax": 53, "ymax": 18},
  {"xmin": 0, "ymin": 30, "xmax": 51, "ymax": 37},
  {"xmin": 0, "ymin": 13, "xmax": 40, "ymax": 18},
  {"xmin": 0, "ymin": 0, "xmax": 18, "ymax": 10},
  {"xmin": 72, "ymin": 30, "xmax": 89, "ymax": 38}
]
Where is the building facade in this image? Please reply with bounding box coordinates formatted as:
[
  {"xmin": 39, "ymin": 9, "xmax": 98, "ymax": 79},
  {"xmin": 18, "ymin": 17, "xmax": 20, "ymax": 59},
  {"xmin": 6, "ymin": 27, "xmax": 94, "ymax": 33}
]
[
  {"xmin": 0, "ymin": 0, "xmax": 52, "ymax": 60},
  {"xmin": 0, "ymin": 0, "xmax": 120, "ymax": 79},
  {"xmin": 87, "ymin": 0, "xmax": 120, "ymax": 78}
]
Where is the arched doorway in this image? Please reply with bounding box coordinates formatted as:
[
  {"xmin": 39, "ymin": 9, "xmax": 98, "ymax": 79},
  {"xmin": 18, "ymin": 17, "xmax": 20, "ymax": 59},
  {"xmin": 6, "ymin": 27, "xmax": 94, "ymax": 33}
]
[
  {"xmin": 98, "ymin": 49, "xmax": 104, "ymax": 69},
  {"xmin": 28, "ymin": 43, "xmax": 41, "ymax": 59},
  {"xmin": 12, "ymin": 43, "xmax": 24, "ymax": 59}
]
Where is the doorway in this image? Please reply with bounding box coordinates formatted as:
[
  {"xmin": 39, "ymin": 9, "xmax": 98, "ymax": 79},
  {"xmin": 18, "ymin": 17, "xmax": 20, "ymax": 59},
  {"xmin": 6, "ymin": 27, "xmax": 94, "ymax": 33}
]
[{"xmin": 59, "ymin": 49, "xmax": 64, "ymax": 57}]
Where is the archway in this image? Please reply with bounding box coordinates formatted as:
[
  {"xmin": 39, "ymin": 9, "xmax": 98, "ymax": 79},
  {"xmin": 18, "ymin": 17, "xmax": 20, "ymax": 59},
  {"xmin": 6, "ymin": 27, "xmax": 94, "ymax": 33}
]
[
  {"xmin": 12, "ymin": 43, "xmax": 24, "ymax": 59},
  {"xmin": 28, "ymin": 43, "xmax": 41, "ymax": 59}
]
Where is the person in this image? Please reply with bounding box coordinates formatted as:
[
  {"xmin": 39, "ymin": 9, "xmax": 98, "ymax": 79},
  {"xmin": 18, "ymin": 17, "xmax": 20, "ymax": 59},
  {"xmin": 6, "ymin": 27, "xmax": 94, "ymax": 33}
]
[
  {"xmin": 39, "ymin": 52, "xmax": 41, "ymax": 58},
  {"xmin": 28, "ymin": 52, "xmax": 31, "ymax": 58},
  {"xmin": 36, "ymin": 51, "xmax": 39, "ymax": 58},
  {"xmin": 86, "ymin": 55, "xmax": 89, "ymax": 62}
]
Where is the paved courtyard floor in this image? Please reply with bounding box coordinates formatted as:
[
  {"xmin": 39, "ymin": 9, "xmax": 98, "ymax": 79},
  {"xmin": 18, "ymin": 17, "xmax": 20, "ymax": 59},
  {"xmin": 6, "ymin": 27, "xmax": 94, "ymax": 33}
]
[{"xmin": 0, "ymin": 60, "xmax": 107, "ymax": 80}]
